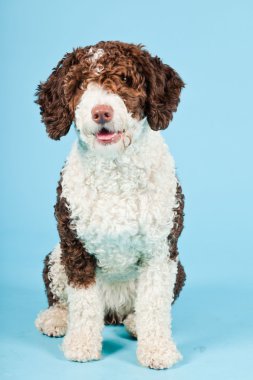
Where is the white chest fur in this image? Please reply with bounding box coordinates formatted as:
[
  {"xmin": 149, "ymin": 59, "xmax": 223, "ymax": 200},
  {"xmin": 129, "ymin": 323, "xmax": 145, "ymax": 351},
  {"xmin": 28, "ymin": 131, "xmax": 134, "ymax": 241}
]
[{"xmin": 61, "ymin": 129, "xmax": 178, "ymax": 281}]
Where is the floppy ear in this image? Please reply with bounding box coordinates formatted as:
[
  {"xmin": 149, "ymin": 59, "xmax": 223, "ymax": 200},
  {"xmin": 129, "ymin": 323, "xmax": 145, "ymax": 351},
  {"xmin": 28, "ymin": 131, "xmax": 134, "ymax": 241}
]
[
  {"xmin": 35, "ymin": 50, "xmax": 83, "ymax": 140},
  {"xmin": 143, "ymin": 54, "xmax": 184, "ymax": 130}
]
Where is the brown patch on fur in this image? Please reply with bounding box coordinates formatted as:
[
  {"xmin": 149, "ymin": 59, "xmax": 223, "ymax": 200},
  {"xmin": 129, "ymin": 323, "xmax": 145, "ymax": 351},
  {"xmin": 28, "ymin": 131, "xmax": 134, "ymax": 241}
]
[
  {"xmin": 168, "ymin": 183, "xmax": 186, "ymax": 300},
  {"xmin": 54, "ymin": 176, "xmax": 97, "ymax": 288},
  {"xmin": 43, "ymin": 253, "xmax": 59, "ymax": 307},
  {"xmin": 168, "ymin": 183, "xmax": 185, "ymax": 260},
  {"xmin": 35, "ymin": 41, "xmax": 184, "ymax": 139},
  {"xmin": 173, "ymin": 261, "xmax": 186, "ymax": 302}
]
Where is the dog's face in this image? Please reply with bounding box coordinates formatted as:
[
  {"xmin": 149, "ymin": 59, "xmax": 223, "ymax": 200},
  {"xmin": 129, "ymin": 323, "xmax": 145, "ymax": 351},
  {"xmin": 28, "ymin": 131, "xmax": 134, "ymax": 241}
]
[{"xmin": 36, "ymin": 41, "xmax": 184, "ymax": 155}]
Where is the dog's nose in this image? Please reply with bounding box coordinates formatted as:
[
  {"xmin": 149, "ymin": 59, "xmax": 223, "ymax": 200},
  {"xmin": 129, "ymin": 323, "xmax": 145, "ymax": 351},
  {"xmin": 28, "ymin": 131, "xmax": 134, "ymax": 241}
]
[{"xmin": 91, "ymin": 105, "xmax": 113, "ymax": 124}]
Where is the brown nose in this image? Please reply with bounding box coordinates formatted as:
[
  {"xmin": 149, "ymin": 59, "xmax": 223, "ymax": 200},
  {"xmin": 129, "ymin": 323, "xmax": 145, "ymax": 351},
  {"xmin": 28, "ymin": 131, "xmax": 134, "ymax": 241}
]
[{"xmin": 91, "ymin": 105, "xmax": 113, "ymax": 124}]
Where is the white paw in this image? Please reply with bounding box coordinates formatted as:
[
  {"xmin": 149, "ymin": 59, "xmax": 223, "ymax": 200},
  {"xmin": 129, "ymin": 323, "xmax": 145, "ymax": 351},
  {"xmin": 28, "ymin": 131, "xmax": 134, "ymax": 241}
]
[
  {"xmin": 62, "ymin": 331, "xmax": 102, "ymax": 362},
  {"xmin": 35, "ymin": 304, "xmax": 67, "ymax": 337},
  {"xmin": 123, "ymin": 313, "xmax": 137, "ymax": 338},
  {"xmin": 137, "ymin": 339, "xmax": 182, "ymax": 369}
]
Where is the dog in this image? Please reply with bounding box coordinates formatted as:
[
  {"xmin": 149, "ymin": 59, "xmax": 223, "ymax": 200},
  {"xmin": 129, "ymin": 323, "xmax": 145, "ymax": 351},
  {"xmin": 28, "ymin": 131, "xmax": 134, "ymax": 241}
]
[{"xmin": 35, "ymin": 41, "xmax": 186, "ymax": 369}]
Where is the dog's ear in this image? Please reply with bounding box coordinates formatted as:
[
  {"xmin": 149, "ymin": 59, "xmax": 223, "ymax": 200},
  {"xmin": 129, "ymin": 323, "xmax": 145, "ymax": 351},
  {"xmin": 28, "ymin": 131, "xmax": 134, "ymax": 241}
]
[
  {"xmin": 142, "ymin": 53, "xmax": 184, "ymax": 131},
  {"xmin": 35, "ymin": 49, "xmax": 84, "ymax": 140}
]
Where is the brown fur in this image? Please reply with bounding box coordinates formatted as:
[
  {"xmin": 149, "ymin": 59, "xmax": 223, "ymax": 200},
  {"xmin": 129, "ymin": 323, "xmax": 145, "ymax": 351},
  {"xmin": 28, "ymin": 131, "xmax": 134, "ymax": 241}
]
[
  {"xmin": 169, "ymin": 183, "xmax": 186, "ymax": 302},
  {"xmin": 104, "ymin": 311, "xmax": 124, "ymax": 325},
  {"xmin": 35, "ymin": 41, "xmax": 184, "ymax": 139},
  {"xmin": 54, "ymin": 176, "xmax": 97, "ymax": 288},
  {"xmin": 173, "ymin": 261, "xmax": 186, "ymax": 303},
  {"xmin": 168, "ymin": 183, "xmax": 185, "ymax": 260}
]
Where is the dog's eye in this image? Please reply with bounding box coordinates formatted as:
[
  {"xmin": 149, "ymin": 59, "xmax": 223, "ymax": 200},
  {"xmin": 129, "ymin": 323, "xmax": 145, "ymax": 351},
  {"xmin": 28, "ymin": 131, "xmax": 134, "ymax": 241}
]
[{"xmin": 120, "ymin": 74, "xmax": 133, "ymax": 87}]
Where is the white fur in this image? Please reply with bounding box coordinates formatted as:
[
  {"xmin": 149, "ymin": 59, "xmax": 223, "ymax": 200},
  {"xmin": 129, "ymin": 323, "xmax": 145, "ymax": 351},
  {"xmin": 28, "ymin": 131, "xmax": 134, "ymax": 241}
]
[
  {"xmin": 48, "ymin": 243, "xmax": 67, "ymax": 303},
  {"xmin": 87, "ymin": 47, "xmax": 104, "ymax": 64},
  {"xmin": 62, "ymin": 284, "xmax": 104, "ymax": 362},
  {"xmin": 87, "ymin": 48, "xmax": 105, "ymax": 74},
  {"xmin": 35, "ymin": 304, "xmax": 67, "ymax": 337},
  {"xmin": 136, "ymin": 257, "xmax": 182, "ymax": 369},
  {"xmin": 97, "ymin": 275, "xmax": 137, "ymax": 322},
  {"xmin": 35, "ymin": 245, "xmax": 68, "ymax": 336}
]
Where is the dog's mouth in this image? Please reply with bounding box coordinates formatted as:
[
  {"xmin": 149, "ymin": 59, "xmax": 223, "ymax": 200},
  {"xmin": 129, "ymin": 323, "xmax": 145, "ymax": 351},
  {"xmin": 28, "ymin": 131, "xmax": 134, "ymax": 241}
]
[{"xmin": 95, "ymin": 127, "xmax": 123, "ymax": 145}]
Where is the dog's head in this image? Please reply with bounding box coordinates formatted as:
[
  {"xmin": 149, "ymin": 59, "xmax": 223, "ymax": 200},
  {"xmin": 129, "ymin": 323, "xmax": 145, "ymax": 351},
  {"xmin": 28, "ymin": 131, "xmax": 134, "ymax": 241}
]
[{"xmin": 36, "ymin": 41, "xmax": 184, "ymax": 154}]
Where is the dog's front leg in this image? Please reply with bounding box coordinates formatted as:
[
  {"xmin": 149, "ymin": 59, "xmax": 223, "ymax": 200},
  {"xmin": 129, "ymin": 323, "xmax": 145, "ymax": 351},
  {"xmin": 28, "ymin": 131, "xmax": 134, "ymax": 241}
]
[
  {"xmin": 136, "ymin": 256, "xmax": 182, "ymax": 369},
  {"xmin": 62, "ymin": 283, "xmax": 104, "ymax": 362},
  {"xmin": 54, "ymin": 186, "xmax": 104, "ymax": 362}
]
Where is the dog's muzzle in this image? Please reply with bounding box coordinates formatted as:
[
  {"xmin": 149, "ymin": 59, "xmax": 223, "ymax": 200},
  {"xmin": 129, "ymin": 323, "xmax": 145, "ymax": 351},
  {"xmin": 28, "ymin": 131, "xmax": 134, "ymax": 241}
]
[{"xmin": 91, "ymin": 104, "xmax": 131, "ymax": 147}]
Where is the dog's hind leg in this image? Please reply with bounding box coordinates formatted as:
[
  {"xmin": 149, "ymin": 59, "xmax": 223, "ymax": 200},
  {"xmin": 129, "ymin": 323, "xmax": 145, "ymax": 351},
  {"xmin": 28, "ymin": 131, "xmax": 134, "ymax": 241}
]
[
  {"xmin": 35, "ymin": 303, "xmax": 67, "ymax": 337},
  {"xmin": 35, "ymin": 244, "xmax": 68, "ymax": 337}
]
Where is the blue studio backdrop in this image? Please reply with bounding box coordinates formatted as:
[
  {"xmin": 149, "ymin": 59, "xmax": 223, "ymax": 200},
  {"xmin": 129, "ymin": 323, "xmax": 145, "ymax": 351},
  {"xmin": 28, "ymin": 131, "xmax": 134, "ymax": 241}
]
[{"xmin": 1, "ymin": 1, "xmax": 253, "ymax": 379}]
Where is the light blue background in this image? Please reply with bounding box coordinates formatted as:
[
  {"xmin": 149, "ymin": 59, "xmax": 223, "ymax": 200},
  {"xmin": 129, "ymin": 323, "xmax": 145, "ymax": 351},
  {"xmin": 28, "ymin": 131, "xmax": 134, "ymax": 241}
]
[{"xmin": 1, "ymin": 0, "xmax": 253, "ymax": 379}]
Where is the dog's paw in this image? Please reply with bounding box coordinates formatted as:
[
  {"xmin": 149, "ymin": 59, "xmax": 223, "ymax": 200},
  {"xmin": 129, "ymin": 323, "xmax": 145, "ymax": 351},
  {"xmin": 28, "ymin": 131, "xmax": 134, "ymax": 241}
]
[
  {"xmin": 137, "ymin": 339, "xmax": 182, "ymax": 369},
  {"xmin": 35, "ymin": 305, "xmax": 67, "ymax": 337},
  {"xmin": 62, "ymin": 332, "xmax": 102, "ymax": 362}
]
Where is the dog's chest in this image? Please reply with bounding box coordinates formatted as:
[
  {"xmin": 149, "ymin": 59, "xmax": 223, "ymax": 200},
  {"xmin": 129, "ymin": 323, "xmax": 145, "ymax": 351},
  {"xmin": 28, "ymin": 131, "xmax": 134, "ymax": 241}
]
[{"xmin": 61, "ymin": 142, "xmax": 177, "ymax": 279}]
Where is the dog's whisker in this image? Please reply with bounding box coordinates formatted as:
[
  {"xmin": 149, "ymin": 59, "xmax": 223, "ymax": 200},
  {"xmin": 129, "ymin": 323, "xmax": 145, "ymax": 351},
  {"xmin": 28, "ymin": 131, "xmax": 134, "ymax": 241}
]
[{"xmin": 122, "ymin": 133, "xmax": 132, "ymax": 148}]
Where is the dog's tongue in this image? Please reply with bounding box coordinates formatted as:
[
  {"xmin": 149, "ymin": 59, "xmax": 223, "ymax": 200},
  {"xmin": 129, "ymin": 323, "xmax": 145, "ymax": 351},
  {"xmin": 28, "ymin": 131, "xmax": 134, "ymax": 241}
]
[
  {"xmin": 96, "ymin": 128, "xmax": 122, "ymax": 144},
  {"xmin": 96, "ymin": 130, "xmax": 116, "ymax": 141}
]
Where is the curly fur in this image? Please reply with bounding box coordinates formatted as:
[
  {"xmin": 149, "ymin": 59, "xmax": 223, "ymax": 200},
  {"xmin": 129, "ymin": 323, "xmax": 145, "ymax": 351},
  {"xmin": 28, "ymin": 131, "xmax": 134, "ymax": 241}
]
[
  {"xmin": 35, "ymin": 41, "xmax": 184, "ymax": 139},
  {"xmin": 35, "ymin": 41, "xmax": 186, "ymax": 369}
]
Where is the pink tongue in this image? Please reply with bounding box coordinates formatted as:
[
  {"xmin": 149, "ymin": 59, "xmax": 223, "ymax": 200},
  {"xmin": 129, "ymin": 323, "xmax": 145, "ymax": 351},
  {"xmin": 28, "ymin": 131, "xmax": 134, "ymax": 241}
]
[{"xmin": 96, "ymin": 132, "xmax": 116, "ymax": 140}]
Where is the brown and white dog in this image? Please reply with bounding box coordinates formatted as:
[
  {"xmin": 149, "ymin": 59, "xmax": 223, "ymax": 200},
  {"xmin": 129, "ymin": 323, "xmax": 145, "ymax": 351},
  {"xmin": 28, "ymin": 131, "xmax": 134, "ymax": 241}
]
[{"xmin": 35, "ymin": 41, "xmax": 186, "ymax": 369}]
